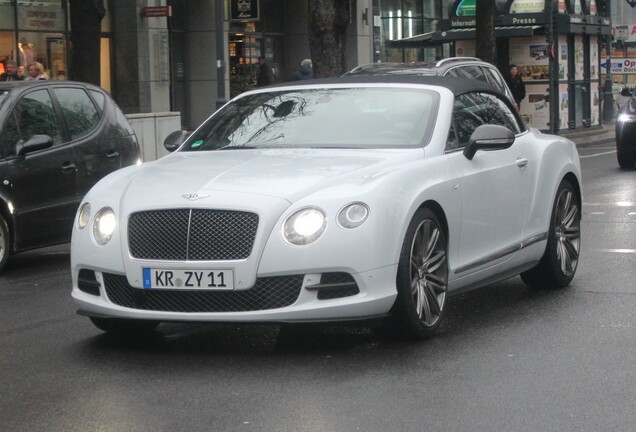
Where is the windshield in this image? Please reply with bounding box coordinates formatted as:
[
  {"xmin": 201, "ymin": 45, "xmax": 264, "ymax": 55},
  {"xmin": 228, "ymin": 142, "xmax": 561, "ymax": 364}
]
[{"xmin": 181, "ymin": 87, "xmax": 439, "ymax": 151}]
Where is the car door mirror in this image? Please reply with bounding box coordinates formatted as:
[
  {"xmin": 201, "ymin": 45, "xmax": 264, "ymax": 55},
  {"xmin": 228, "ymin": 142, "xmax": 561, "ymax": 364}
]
[
  {"xmin": 620, "ymin": 87, "xmax": 633, "ymax": 97},
  {"xmin": 463, "ymin": 125, "xmax": 515, "ymax": 160},
  {"xmin": 15, "ymin": 134, "xmax": 54, "ymax": 156},
  {"xmin": 164, "ymin": 130, "xmax": 190, "ymax": 152}
]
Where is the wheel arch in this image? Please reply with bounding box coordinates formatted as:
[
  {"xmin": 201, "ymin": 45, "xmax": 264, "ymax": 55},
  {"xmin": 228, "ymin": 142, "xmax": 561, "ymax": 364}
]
[
  {"xmin": 562, "ymin": 171, "xmax": 582, "ymax": 211},
  {"xmin": 0, "ymin": 197, "xmax": 14, "ymax": 253},
  {"xmin": 419, "ymin": 199, "xmax": 449, "ymax": 242}
]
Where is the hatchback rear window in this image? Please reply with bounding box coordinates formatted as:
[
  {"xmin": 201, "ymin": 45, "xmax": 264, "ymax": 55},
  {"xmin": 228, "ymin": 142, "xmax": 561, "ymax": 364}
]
[{"xmin": 54, "ymin": 88, "xmax": 101, "ymax": 140}]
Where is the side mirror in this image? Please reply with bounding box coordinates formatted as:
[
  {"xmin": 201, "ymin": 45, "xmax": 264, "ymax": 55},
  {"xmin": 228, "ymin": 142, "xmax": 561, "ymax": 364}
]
[
  {"xmin": 163, "ymin": 130, "xmax": 190, "ymax": 152},
  {"xmin": 15, "ymin": 134, "xmax": 54, "ymax": 156},
  {"xmin": 463, "ymin": 125, "xmax": 515, "ymax": 160},
  {"xmin": 620, "ymin": 87, "xmax": 633, "ymax": 97}
]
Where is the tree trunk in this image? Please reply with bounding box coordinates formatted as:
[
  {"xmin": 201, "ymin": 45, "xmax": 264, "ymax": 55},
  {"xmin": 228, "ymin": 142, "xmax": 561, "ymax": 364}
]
[
  {"xmin": 308, "ymin": 0, "xmax": 350, "ymax": 78},
  {"xmin": 475, "ymin": 0, "xmax": 496, "ymax": 65},
  {"xmin": 69, "ymin": 0, "xmax": 105, "ymax": 85}
]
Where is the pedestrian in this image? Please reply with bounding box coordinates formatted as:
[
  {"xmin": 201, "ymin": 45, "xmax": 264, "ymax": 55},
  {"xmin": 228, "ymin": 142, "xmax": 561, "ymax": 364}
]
[
  {"xmin": 25, "ymin": 62, "xmax": 48, "ymax": 80},
  {"xmin": 292, "ymin": 58, "xmax": 313, "ymax": 81},
  {"xmin": 505, "ymin": 64, "xmax": 526, "ymax": 112},
  {"xmin": 256, "ymin": 56, "xmax": 273, "ymax": 87},
  {"xmin": 0, "ymin": 60, "xmax": 24, "ymax": 81}
]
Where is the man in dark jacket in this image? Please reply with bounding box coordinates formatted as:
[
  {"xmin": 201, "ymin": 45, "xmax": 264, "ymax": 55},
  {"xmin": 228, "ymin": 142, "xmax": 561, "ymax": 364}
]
[
  {"xmin": 256, "ymin": 56, "xmax": 273, "ymax": 87},
  {"xmin": 292, "ymin": 59, "xmax": 313, "ymax": 80},
  {"xmin": 0, "ymin": 60, "xmax": 24, "ymax": 81},
  {"xmin": 505, "ymin": 64, "xmax": 526, "ymax": 112}
]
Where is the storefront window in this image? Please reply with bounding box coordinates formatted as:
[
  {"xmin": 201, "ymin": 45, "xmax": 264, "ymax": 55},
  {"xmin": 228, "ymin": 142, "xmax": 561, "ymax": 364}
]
[
  {"xmin": 567, "ymin": 0, "xmax": 583, "ymax": 14},
  {"xmin": 0, "ymin": 1, "xmax": 16, "ymax": 75},
  {"xmin": 380, "ymin": 0, "xmax": 444, "ymax": 62},
  {"xmin": 100, "ymin": 0, "xmax": 112, "ymax": 92},
  {"xmin": 16, "ymin": 0, "xmax": 66, "ymax": 79}
]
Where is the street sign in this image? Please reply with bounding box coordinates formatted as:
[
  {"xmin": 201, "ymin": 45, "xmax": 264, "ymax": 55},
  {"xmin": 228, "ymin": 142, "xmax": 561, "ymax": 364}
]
[{"xmin": 142, "ymin": 6, "xmax": 172, "ymax": 18}]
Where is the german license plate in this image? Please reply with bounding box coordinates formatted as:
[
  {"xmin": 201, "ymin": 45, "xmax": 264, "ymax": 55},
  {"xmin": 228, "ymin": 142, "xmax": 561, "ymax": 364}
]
[{"xmin": 142, "ymin": 268, "xmax": 234, "ymax": 290}]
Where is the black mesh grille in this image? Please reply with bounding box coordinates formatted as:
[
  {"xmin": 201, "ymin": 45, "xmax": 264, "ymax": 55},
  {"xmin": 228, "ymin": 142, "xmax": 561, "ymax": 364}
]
[
  {"xmin": 103, "ymin": 273, "xmax": 303, "ymax": 312},
  {"xmin": 128, "ymin": 209, "xmax": 259, "ymax": 261},
  {"xmin": 317, "ymin": 272, "xmax": 359, "ymax": 300}
]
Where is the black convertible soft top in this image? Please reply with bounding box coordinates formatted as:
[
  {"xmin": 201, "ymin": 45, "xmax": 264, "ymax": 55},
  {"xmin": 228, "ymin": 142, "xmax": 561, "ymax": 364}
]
[{"xmin": 265, "ymin": 75, "xmax": 503, "ymax": 98}]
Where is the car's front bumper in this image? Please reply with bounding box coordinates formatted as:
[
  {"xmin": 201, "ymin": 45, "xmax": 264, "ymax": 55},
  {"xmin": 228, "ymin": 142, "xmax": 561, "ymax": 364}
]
[{"xmin": 71, "ymin": 264, "xmax": 398, "ymax": 323}]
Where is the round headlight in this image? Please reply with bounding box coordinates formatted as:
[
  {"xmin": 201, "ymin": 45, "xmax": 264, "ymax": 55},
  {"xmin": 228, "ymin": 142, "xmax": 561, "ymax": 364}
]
[
  {"xmin": 283, "ymin": 207, "xmax": 327, "ymax": 245},
  {"xmin": 337, "ymin": 202, "xmax": 369, "ymax": 229},
  {"xmin": 77, "ymin": 203, "xmax": 91, "ymax": 230},
  {"xmin": 92, "ymin": 207, "xmax": 116, "ymax": 245}
]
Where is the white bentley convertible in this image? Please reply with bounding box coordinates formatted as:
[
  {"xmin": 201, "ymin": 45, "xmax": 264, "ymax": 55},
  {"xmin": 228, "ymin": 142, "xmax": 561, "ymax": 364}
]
[{"xmin": 71, "ymin": 76, "xmax": 581, "ymax": 339}]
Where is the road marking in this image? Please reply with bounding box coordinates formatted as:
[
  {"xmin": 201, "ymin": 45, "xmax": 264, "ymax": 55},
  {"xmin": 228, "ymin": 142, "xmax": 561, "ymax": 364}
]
[
  {"xmin": 584, "ymin": 202, "xmax": 636, "ymax": 207},
  {"xmin": 579, "ymin": 150, "xmax": 617, "ymax": 159},
  {"xmin": 593, "ymin": 249, "xmax": 636, "ymax": 253},
  {"xmin": 587, "ymin": 211, "xmax": 606, "ymax": 215}
]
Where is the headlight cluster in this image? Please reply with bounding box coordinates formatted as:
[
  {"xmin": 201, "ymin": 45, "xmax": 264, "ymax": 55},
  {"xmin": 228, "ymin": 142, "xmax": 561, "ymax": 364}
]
[
  {"xmin": 618, "ymin": 114, "xmax": 636, "ymax": 123},
  {"xmin": 77, "ymin": 203, "xmax": 117, "ymax": 245},
  {"xmin": 282, "ymin": 202, "xmax": 369, "ymax": 245}
]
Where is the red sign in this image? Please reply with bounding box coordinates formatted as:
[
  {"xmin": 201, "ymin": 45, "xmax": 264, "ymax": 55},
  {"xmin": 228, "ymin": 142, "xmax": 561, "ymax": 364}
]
[{"xmin": 142, "ymin": 6, "xmax": 172, "ymax": 18}]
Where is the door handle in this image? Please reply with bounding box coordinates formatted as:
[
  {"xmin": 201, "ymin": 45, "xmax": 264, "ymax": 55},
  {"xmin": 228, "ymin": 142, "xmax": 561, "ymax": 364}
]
[
  {"xmin": 61, "ymin": 162, "xmax": 76, "ymax": 173},
  {"xmin": 106, "ymin": 151, "xmax": 120, "ymax": 159},
  {"xmin": 516, "ymin": 158, "xmax": 528, "ymax": 168}
]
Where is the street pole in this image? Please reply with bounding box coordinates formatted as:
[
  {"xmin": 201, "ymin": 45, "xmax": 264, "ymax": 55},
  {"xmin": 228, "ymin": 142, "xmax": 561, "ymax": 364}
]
[
  {"xmin": 216, "ymin": 0, "xmax": 227, "ymax": 110},
  {"xmin": 602, "ymin": 0, "xmax": 613, "ymax": 122},
  {"xmin": 547, "ymin": 0, "xmax": 559, "ymax": 134}
]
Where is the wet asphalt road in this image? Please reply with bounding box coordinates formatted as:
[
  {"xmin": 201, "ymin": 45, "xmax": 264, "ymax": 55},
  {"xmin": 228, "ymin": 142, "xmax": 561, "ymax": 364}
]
[{"xmin": 0, "ymin": 142, "xmax": 634, "ymax": 432}]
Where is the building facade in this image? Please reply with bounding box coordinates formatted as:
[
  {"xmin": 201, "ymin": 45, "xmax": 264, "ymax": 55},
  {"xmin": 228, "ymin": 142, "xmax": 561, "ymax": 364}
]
[
  {"xmin": 0, "ymin": 1, "xmax": 615, "ymax": 133},
  {"xmin": 388, "ymin": 0, "xmax": 611, "ymax": 132}
]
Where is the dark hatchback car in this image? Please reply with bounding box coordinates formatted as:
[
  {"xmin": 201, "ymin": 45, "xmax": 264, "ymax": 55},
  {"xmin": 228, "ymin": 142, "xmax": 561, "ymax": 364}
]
[
  {"xmin": 0, "ymin": 80, "xmax": 140, "ymax": 272},
  {"xmin": 615, "ymin": 90, "xmax": 636, "ymax": 169}
]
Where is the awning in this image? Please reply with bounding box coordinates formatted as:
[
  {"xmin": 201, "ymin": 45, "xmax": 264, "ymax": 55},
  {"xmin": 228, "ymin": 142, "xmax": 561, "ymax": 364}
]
[{"xmin": 389, "ymin": 25, "xmax": 544, "ymax": 48}]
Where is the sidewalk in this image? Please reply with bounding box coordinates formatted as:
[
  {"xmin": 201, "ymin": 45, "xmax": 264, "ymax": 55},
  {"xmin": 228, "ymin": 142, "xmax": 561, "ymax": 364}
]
[{"xmin": 557, "ymin": 123, "xmax": 615, "ymax": 147}]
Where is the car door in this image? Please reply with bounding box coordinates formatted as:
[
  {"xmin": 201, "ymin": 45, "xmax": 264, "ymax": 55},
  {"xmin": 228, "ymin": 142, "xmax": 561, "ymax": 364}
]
[
  {"xmin": 51, "ymin": 86, "xmax": 119, "ymax": 198},
  {"xmin": 0, "ymin": 87, "xmax": 78, "ymax": 250},
  {"xmin": 446, "ymin": 91, "xmax": 533, "ymax": 276}
]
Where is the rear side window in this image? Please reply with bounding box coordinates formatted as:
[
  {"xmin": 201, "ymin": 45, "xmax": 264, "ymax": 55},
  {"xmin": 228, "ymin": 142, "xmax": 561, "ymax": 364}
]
[
  {"xmin": 482, "ymin": 67, "xmax": 510, "ymax": 95},
  {"xmin": 446, "ymin": 65, "xmax": 485, "ymax": 81},
  {"xmin": 54, "ymin": 87, "xmax": 101, "ymax": 140},
  {"xmin": 89, "ymin": 90, "xmax": 106, "ymax": 112}
]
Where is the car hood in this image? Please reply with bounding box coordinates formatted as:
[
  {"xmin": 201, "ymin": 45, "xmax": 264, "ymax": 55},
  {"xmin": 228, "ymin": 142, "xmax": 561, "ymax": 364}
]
[{"xmin": 123, "ymin": 148, "xmax": 416, "ymax": 205}]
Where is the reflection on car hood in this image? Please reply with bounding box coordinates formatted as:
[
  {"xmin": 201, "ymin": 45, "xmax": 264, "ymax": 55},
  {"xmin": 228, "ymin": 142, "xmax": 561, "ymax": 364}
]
[{"xmin": 125, "ymin": 148, "xmax": 416, "ymax": 203}]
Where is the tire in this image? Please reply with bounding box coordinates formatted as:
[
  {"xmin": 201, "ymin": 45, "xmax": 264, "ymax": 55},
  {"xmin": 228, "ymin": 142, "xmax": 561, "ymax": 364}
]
[
  {"xmin": 0, "ymin": 215, "xmax": 10, "ymax": 273},
  {"xmin": 89, "ymin": 317, "xmax": 159, "ymax": 335},
  {"xmin": 384, "ymin": 207, "xmax": 448, "ymax": 340},
  {"xmin": 521, "ymin": 179, "xmax": 581, "ymax": 289},
  {"xmin": 617, "ymin": 150, "xmax": 635, "ymax": 169}
]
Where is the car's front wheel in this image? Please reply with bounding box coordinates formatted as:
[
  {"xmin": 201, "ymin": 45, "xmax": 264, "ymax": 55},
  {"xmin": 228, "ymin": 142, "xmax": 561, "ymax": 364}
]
[
  {"xmin": 89, "ymin": 317, "xmax": 159, "ymax": 335},
  {"xmin": 387, "ymin": 207, "xmax": 448, "ymax": 340},
  {"xmin": 521, "ymin": 178, "xmax": 581, "ymax": 289},
  {"xmin": 0, "ymin": 215, "xmax": 9, "ymax": 273}
]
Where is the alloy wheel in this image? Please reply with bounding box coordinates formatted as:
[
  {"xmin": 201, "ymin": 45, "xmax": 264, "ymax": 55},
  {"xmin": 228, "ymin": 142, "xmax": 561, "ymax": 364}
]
[
  {"xmin": 409, "ymin": 219, "xmax": 448, "ymax": 327},
  {"xmin": 554, "ymin": 187, "xmax": 580, "ymax": 277}
]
